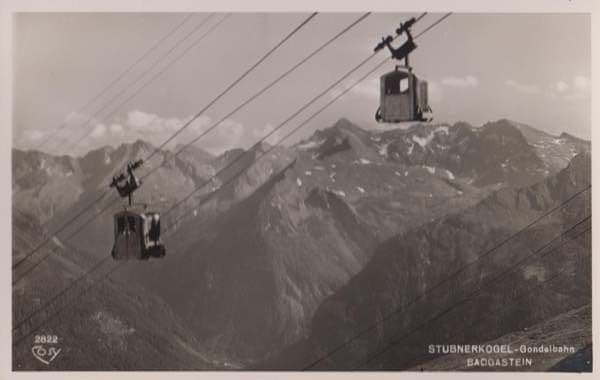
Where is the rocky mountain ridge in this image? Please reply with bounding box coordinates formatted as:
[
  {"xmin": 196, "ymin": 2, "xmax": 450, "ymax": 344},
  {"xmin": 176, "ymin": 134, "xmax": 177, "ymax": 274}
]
[{"xmin": 13, "ymin": 118, "xmax": 591, "ymax": 368}]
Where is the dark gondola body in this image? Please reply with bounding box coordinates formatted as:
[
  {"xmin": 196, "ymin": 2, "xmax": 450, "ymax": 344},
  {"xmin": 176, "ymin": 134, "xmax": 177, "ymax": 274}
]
[
  {"xmin": 376, "ymin": 67, "xmax": 431, "ymax": 123},
  {"xmin": 111, "ymin": 210, "xmax": 166, "ymax": 260}
]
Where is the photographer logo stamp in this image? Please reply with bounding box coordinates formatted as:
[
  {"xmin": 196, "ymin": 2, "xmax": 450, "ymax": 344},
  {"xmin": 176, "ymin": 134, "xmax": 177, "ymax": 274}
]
[{"xmin": 31, "ymin": 335, "xmax": 61, "ymax": 365}]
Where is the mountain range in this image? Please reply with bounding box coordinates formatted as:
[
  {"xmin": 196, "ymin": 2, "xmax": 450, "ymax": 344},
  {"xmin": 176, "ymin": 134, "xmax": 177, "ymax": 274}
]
[{"xmin": 12, "ymin": 118, "xmax": 591, "ymax": 370}]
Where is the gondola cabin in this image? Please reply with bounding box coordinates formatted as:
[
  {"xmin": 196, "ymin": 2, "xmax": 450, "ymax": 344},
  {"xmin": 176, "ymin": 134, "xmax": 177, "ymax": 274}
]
[
  {"xmin": 111, "ymin": 209, "xmax": 166, "ymax": 260},
  {"xmin": 375, "ymin": 67, "xmax": 431, "ymax": 123}
]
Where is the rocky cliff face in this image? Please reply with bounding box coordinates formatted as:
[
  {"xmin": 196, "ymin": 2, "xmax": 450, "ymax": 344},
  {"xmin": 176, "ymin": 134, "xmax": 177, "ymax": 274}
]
[
  {"xmin": 261, "ymin": 152, "xmax": 591, "ymax": 370},
  {"xmin": 511, "ymin": 119, "xmax": 590, "ymax": 173},
  {"xmin": 382, "ymin": 119, "xmax": 550, "ymax": 187}
]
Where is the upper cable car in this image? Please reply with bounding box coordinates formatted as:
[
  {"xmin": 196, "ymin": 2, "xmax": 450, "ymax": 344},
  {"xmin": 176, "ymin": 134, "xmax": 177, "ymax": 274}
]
[
  {"xmin": 109, "ymin": 159, "xmax": 166, "ymax": 261},
  {"xmin": 374, "ymin": 17, "xmax": 433, "ymax": 123}
]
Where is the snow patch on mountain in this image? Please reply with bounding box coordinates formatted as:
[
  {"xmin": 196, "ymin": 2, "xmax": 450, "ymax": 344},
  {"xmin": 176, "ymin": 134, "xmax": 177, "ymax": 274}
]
[
  {"xmin": 377, "ymin": 143, "xmax": 390, "ymax": 157},
  {"xmin": 412, "ymin": 134, "xmax": 432, "ymax": 148},
  {"xmin": 436, "ymin": 126, "xmax": 449, "ymax": 135},
  {"xmin": 412, "ymin": 126, "xmax": 449, "ymax": 148},
  {"xmin": 52, "ymin": 236, "xmax": 64, "ymax": 249},
  {"xmin": 298, "ymin": 139, "xmax": 325, "ymax": 150},
  {"xmin": 423, "ymin": 165, "xmax": 436, "ymax": 174}
]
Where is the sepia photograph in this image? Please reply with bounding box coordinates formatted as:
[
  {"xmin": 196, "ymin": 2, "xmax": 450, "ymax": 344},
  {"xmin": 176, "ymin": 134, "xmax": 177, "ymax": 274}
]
[{"xmin": 5, "ymin": 1, "xmax": 597, "ymax": 376}]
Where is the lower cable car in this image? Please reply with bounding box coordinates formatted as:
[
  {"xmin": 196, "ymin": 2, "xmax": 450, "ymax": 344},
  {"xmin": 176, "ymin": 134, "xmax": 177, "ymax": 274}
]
[
  {"xmin": 109, "ymin": 159, "xmax": 166, "ymax": 261},
  {"xmin": 111, "ymin": 209, "xmax": 165, "ymax": 260},
  {"xmin": 374, "ymin": 17, "xmax": 433, "ymax": 124}
]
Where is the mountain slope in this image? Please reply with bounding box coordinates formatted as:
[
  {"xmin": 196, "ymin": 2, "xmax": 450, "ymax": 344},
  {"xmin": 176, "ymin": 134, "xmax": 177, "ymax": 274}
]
[
  {"xmin": 114, "ymin": 160, "xmax": 378, "ymax": 363},
  {"xmin": 510, "ymin": 119, "xmax": 590, "ymax": 173},
  {"xmin": 262, "ymin": 152, "xmax": 591, "ymax": 370},
  {"xmin": 13, "ymin": 118, "xmax": 591, "ymax": 369},
  {"xmin": 112, "ymin": 119, "xmax": 502, "ymax": 364},
  {"xmin": 12, "ymin": 211, "xmax": 219, "ymax": 370}
]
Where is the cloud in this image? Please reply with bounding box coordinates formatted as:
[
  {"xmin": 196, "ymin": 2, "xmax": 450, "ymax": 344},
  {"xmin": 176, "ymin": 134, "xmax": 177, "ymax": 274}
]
[
  {"xmin": 64, "ymin": 111, "xmax": 91, "ymax": 125},
  {"xmin": 124, "ymin": 110, "xmax": 181, "ymax": 134},
  {"xmin": 251, "ymin": 122, "xmax": 284, "ymax": 146},
  {"xmin": 427, "ymin": 80, "xmax": 443, "ymax": 104},
  {"xmin": 563, "ymin": 75, "xmax": 590, "ymax": 102},
  {"xmin": 182, "ymin": 114, "xmax": 244, "ymax": 154},
  {"xmin": 327, "ymin": 77, "xmax": 379, "ymax": 100},
  {"xmin": 117, "ymin": 110, "xmax": 245, "ymax": 155},
  {"xmin": 351, "ymin": 77, "xmax": 380, "ymax": 98},
  {"xmin": 91, "ymin": 124, "xmax": 107, "ymax": 139},
  {"xmin": 573, "ymin": 75, "xmax": 589, "ymax": 90},
  {"xmin": 441, "ymin": 75, "xmax": 479, "ymax": 88},
  {"xmin": 126, "ymin": 110, "xmax": 158, "ymax": 128},
  {"xmin": 22, "ymin": 129, "xmax": 45, "ymax": 142},
  {"xmin": 190, "ymin": 118, "xmax": 244, "ymax": 155},
  {"xmin": 187, "ymin": 115, "xmax": 212, "ymax": 134},
  {"xmin": 555, "ymin": 81, "xmax": 569, "ymax": 93},
  {"xmin": 507, "ymin": 76, "xmax": 590, "ymax": 103},
  {"xmin": 25, "ymin": 107, "xmax": 252, "ymax": 156},
  {"xmin": 505, "ymin": 79, "xmax": 542, "ymax": 95},
  {"xmin": 109, "ymin": 123, "xmax": 123, "ymax": 134}
]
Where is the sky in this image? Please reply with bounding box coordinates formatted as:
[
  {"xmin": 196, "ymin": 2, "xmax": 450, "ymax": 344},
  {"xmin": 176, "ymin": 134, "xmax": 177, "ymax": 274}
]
[{"xmin": 13, "ymin": 12, "xmax": 591, "ymax": 156}]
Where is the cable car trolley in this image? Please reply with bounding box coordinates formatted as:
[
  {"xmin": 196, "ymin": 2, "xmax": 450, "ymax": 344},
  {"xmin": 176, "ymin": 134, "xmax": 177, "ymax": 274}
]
[
  {"xmin": 109, "ymin": 159, "xmax": 166, "ymax": 261},
  {"xmin": 374, "ymin": 17, "xmax": 433, "ymax": 124}
]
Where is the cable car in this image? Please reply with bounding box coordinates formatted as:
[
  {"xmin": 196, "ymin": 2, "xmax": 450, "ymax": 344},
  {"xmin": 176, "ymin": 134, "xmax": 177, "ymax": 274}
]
[
  {"xmin": 376, "ymin": 67, "xmax": 432, "ymax": 123},
  {"xmin": 111, "ymin": 209, "xmax": 165, "ymax": 260},
  {"xmin": 374, "ymin": 17, "xmax": 433, "ymax": 124},
  {"xmin": 109, "ymin": 159, "xmax": 166, "ymax": 261}
]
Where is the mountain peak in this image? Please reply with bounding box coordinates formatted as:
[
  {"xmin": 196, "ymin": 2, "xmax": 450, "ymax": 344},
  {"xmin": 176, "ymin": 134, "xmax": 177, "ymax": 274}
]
[
  {"xmin": 132, "ymin": 139, "xmax": 156, "ymax": 151},
  {"xmin": 481, "ymin": 119, "xmax": 526, "ymax": 138},
  {"xmin": 328, "ymin": 118, "xmax": 371, "ymax": 139},
  {"xmin": 86, "ymin": 144, "xmax": 115, "ymax": 156},
  {"xmin": 174, "ymin": 143, "xmax": 214, "ymax": 161},
  {"xmin": 310, "ymin": 118, "xmax": 366, "ymax": 138},
  {"xmin": 451, "ymin": 120, "xmax": 475, "ymax": 129},
  {"xmin": 559, "ymin": 132, "xmax": 588, "ymax": 144},
  {"xmin": 331, "ymin": 117, "xmax": 361, "ymax": 131}
]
